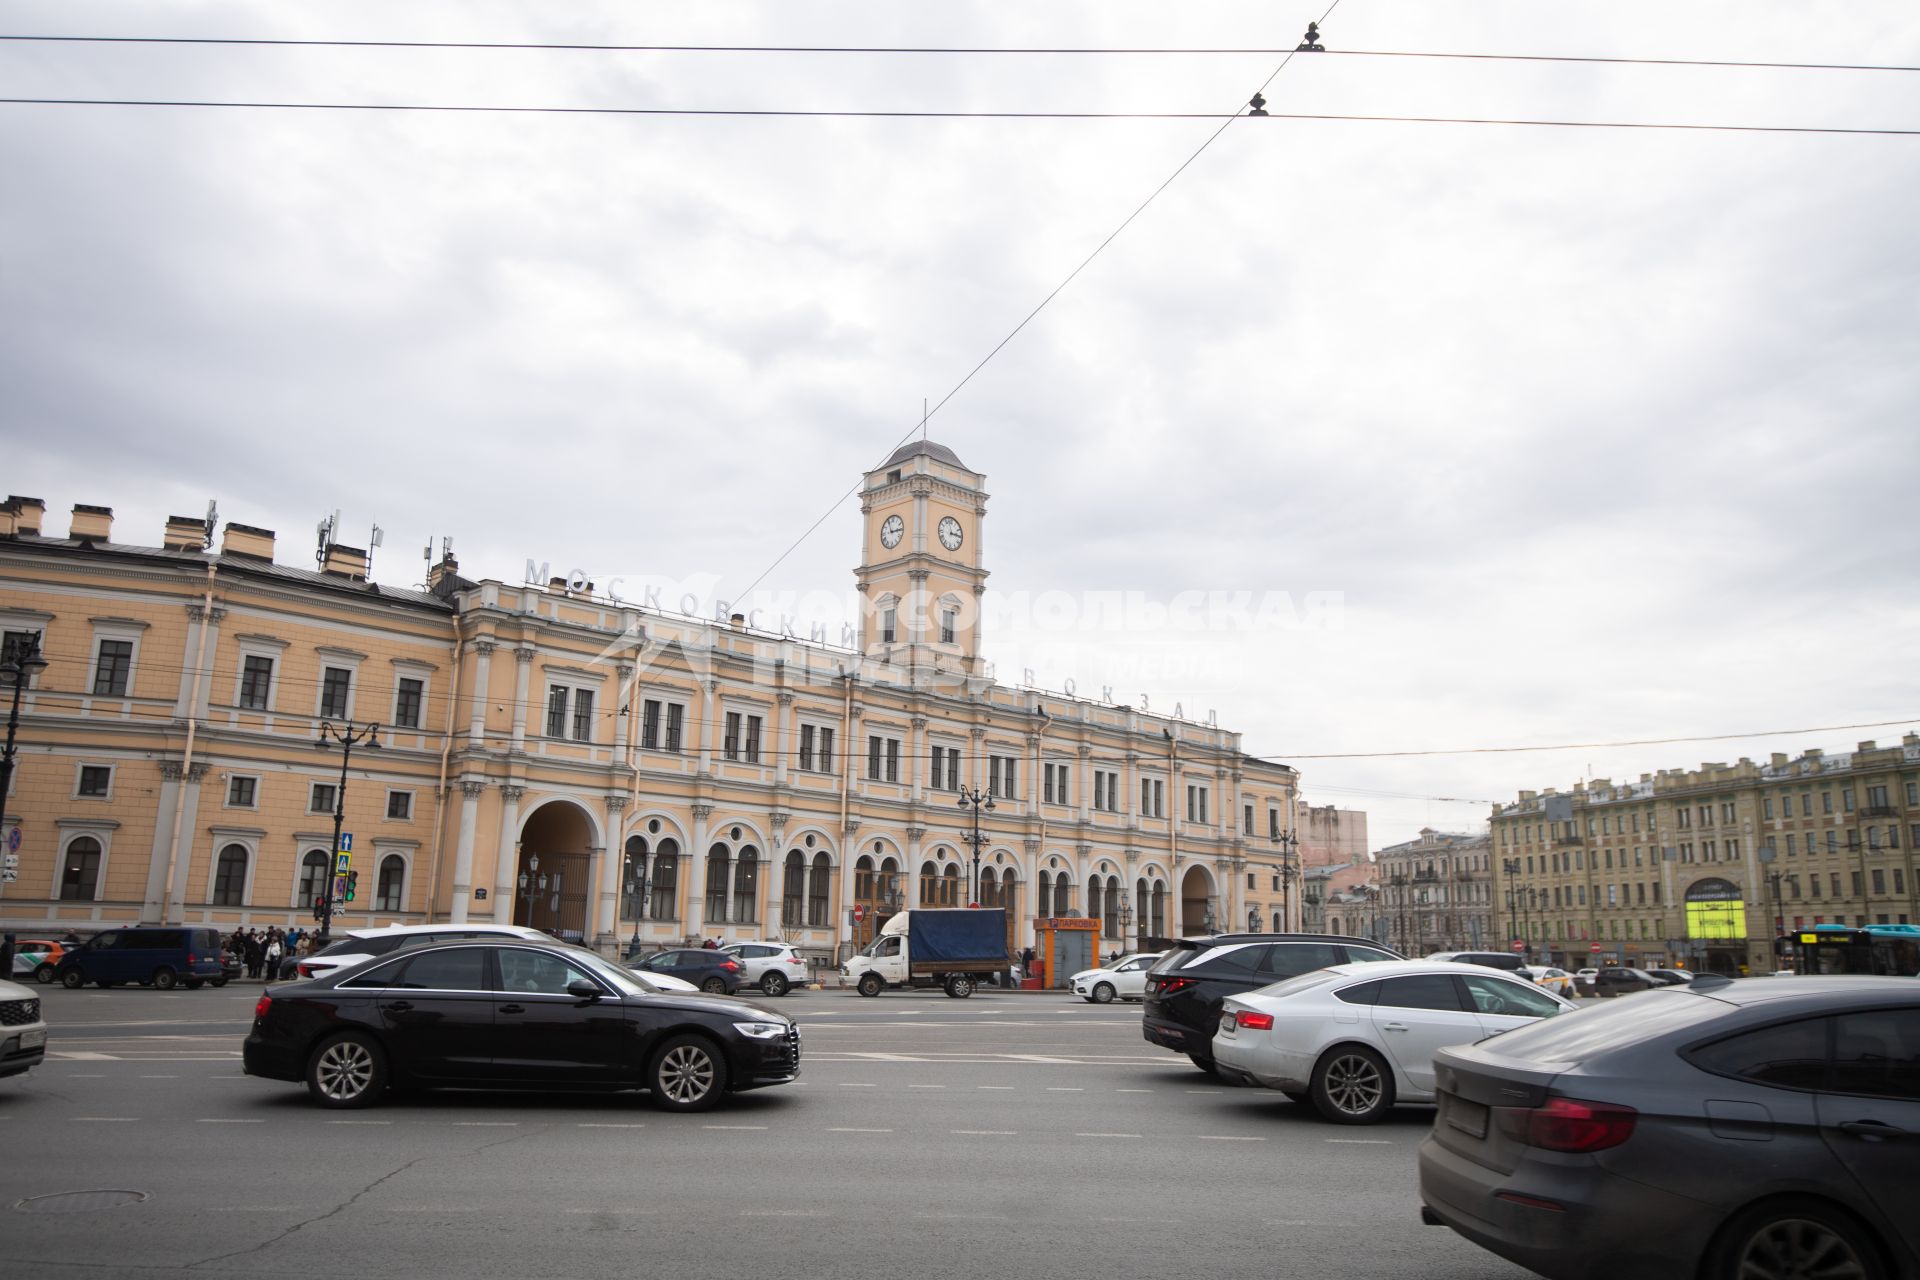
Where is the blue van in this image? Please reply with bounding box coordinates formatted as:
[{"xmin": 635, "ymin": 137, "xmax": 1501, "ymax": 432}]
[{"xmin": 56, "ymin": 927, "xmax": 227, "ymax": 990}]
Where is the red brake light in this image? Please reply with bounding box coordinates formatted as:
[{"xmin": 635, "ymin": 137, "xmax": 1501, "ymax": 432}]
[
  {"xmin": 296, "ymin": 963, "xmax": 314, "ymax": 978},
  {"xmin": 721, "ymin": 959, "xmax": 741, "ymax": 971},
  {"xmin": 1498, "ymin": 1098, "xmax": 1637, "ymax": 1153},
  {"xmin": 253, "ymin": 994, "xmax": 273, "ymax": 1020},
  {"xmin": 1155, "ymin": 976, "xmax": 1194, "ymax": 995},
  {"xmin": 1234, "ymin": 1010, "xmax": 1275, "ymax": 1031}
]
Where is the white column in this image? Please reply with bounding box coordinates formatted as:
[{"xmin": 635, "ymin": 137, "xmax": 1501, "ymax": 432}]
[
  {"xmin": 510, "ymin": 647, "xmax": 534, "ymax": 751},
  {"xmin": 698, "ymin": 682, "xmax": 717, "ymax": 775},
  {"xmin": 468, "ymin": 641, "xmax": 494, "ymax": 746},
  {"xmin": 773, "ymin": 692, "xmax": 794, "ymax": 787},
  {"xmin": 450, "ymin": 779, "xmax": 484, "ymax": 923},
  {"xmin": 616, "ymin": 664, "xmax": 635, "ymax": 767},
  {"xmin": 688, "ymin": 803, "xmax": 713, "ymax": 936},
  {"xmin": 910, "ymin": 715, "xmax": 928, "ymax": 804},
  {"xmin": 1077, "ymin": 745, "xmax": 1092, "ymax": 823},
  {"xmin": 493, "ymin": 785, "xmax": 523, "ymax": 921},
  {"xmin": 598, "ymin": 796, "xmax": 626, "ymax": 945}
]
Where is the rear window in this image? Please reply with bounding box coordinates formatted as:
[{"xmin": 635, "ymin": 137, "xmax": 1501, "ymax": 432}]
[
  {"xmin": 1475, "ymin": 990, "xmax": 1725, "ymax": 1064},
  {"xmin": 1261, "ymin": 943, "xmax": 1343, "ymax": 979},
  {"xmin": 1197, "ymin": 944, "xmax": 1269, "ymax": 976},
  {"xmin": 1250, "ymin": 971, "xmax": 1342, "ymax": 1001}
]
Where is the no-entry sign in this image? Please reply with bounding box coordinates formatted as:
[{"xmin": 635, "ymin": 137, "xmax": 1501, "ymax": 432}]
[
  {"xmin": 852, "ymin": 904, "xmax": 867, "ymax": 923},
  {"xmin": 1590, "ymin": 943, "xmax": 1603, "ymax": 953}
]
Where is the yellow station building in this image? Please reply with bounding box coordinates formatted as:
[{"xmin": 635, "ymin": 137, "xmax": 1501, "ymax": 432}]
[{"xmin": 0, "ymin": 443, "xmax": 1303, "ymax": 970}]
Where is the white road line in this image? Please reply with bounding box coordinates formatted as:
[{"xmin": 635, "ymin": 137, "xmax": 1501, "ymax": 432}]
[
  {"xmin": 140, "ymin": 1074, "xmax": 178, "ymax": 1079},
  {"xmin": 65, "ymin": 1073, "xmax": 105, "ymax": 1079},
  {"xmin": 742, "ymin": 1209, "xmax": 822, "ymax": 1217},
  {"xmin": 577, "ymin": 1123, "xmax": 648, "ymax": 1129},
  {"xmin": 1324, "ymin": 1138, "xmax": 1392, "ymax": 1144},
  {"xmin": 1197, "ymin": 1135, "xmax": 1266, "ymax": 1142},
  {"xmin": 207, "ymin": 1206, "xmax": 296, "ymax": 1212},
  {"xmin": 327, "ymin": 1119, "xmax": 392, "ymax": 1125},
  {"xmin": 1074, "ymin": 1132, "xmax": 1141, "ymax": 1139},
  {"xmin": 826, "ymin": 1127, "xmax": 893, "ymax": 1133},
  {"xmin": 836, "ymin": 1082, "xmax": 877, "ymax": 1088},
  {"xmin": 452, "ymin": 1122, "xmax": 519, "ymax": 1127},
  {"xmin": 907, "ymin": 1084, "xmax": 945, "ymax": 1089},
  {"xmin": 73, "ymin": 1117, "xmax": 139, "ymax": 1122},
  {"xmin": 1185, "ymin": 1089, "xmax": 1223, "ymax": 1095},
  {"xmin": 1046, "ymin": 1087, "xmax": 1084, "ymax": 1092},
  {"xmin": 197, "ymin": 1118, "xmax": 264, "ymax": 1124},
  {"xmin": 978, "ymin": 1085, "xmax": 1015, "ymax": 1090},
  {"xmin": 1114, "ymin": 1088, "xmax": 1153, "ymax": 1093},
  {"xmin": 702, "ymin": 1125, "xmax": 769, "ymax": 1131},
  {"xmin": 51, "ymin": 1051, "xmax": 117, "ymax": 1060},
  {"xmin": 951, "ymin": 1129, "xmax": 1016, "ymax": 1136}
]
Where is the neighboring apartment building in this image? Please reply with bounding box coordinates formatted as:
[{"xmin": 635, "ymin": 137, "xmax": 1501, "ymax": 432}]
[
  {"xmin": 1367, "ymin": 828, "xmax": 1494, "ymax": 957},
  {"xmin": 0, "ymin": 443, "xmax": 1302, "ymax": 962},
  {"xmin": 1489, "ymin": 737, "xmax": 1920, "ymax": 975},
  {"xmin": 1296, "ymin": 801, "xmax": 1368, "ymax": 868}
]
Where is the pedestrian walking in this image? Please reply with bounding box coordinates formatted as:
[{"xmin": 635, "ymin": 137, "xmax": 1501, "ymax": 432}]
[{"xmin": 264, "ymin": 934, "xmax": 282, "ymax": 983}]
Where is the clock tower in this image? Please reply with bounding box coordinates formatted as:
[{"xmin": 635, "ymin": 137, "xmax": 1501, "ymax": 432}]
[{"xmin": 857, "ymin": 439, "xmax": 989, "ymax": 674}]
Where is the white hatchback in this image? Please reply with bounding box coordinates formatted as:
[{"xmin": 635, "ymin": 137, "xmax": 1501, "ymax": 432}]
[
  {"xmin": 1070, "ymin": 952, "xmax": 1163, "ymax": 1003},
  {"xmin": 1212, "ymin": 959, "xmax": 1575, "ymax": 1124}
]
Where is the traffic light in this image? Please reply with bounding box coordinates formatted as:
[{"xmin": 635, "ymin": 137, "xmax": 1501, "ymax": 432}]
[{"xmin": 345, "ymin": 869, "xmax": 358, "ymax": 902}]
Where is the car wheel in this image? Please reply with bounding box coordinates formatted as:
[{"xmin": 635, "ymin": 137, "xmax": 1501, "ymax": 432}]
[
  {"xmin": 306, "ymin": 1032, "xmax": 388, "ymax": 1109},
  {"xmin": 761, "ymin": 972, "xmax": 790, "ymax": 997},
  {"xmin": 1706, "ymin": 1199, "xmax": 1889, "ymax": 1280},
  {"xmin": 61, "ymin": 969, "xmax": 86, "ymax": 989},
  {"xmin": 1310, "ymin": 1045, "xmax": 1394, "ymax": 1124},
  {"xmin": 34, "ymin": 962, "xmax": 56, "ymax": 984},
  {"xmin": 1187, "ymin": 1053, "xmax": 1221, "ymax": 1078},
  {"xmin": 700, "ymin": 976, "xmax": 728, "ymax": 995},
  {"xmin": 648, "ymin": 1034, "xmax": 729, "ymax": 1112},
  {"xmin": 857, "ymin": 973, "xmax": 883, "ymax": 998},
  {"xmin": 152, "ymin": 968, "xmax": 178, "ymax": 991},
  {"xmin": 945, "ymin": 975, "xmax": 976, "ymax": 999},
  {"xmin": 1092, "ymin": 982, "xmax": 1116, "ymax": 1004}
]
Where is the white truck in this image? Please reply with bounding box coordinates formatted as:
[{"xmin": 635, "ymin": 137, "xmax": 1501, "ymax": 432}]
[{"xmin": 840, "ymin": 908, "xmax": 1009, "ymax": 998}]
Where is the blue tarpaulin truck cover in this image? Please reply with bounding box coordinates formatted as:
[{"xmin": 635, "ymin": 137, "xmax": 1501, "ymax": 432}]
[{"xmin": 908, "ymin": 909, "xmax": 1009, "ymax": 964}]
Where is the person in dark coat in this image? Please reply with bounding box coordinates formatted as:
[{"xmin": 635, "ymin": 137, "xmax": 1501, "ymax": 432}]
[{"xmin": 243, "ymin": 931, "xmax": 264, "ymax": 979}]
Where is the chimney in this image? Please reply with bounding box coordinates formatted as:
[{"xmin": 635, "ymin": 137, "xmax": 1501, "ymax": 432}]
[
  {"xmin": 548, "ymin": 576, "xmax": 568, "ymax": 594},
  {"xmin": 6, "ymin": 495, "xmax": 45, "ymax": 536},
  {"xmin": 427, "ymin": 553, "xmax": 460, "ymax": 591},
  {"xmin": 221, "ymin": 522, "xmax": 276, "ymax": 561},
  {"xmin": 1857, "ymin": 740, "xmax": 1876, "ymax": 753},
  {"xmin": 729, "ymin": 612, "xmax": 746, "ymax": 629},
  {"xmin": 69, "ymin": 504, "xmax": 113, "ymax": 541},
  {"xmin": 163, "ymin": 515, "xmax": 210, "ymax": 552},
  {"xmin": 1771, "ymin": 753, "xmax": 1788, "ymax": 768},
  {"xmin": 321, "ymin": 543, "xmax": 369, "ymax": 581}
]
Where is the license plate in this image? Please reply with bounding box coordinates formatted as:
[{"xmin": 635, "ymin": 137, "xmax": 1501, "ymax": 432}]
[
  {"xmin": 20, "ymin": 1028, "xmax": 47, "ymax": 1050},
  {"xmin": 1445, "ymin": 1095, "xmax": 1488, "ymax": 1139},
  {"xmin": 1220, "ymin": 1012, "xmax": 1236, "ymax": 1032}
]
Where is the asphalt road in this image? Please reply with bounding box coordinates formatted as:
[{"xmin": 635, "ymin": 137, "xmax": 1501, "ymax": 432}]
[{"xmin": 1, "ymin": 982, "xmax": 1540, "ymax": 1280}]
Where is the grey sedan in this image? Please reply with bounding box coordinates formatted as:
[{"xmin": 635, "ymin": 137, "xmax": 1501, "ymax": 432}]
[{"xmin": 1418, "ymin": 974, "xmax": 1918, "ymax": 1280}]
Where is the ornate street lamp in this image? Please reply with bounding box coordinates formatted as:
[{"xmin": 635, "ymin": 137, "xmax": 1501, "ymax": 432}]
[
  {"xmin": 313, "ymin": 719, "xmax": 380, "ymax": 943},
  {"xmin": 957, "ymin": 786, "xmax": 995, "ymax": 904},
  {"xmin": 1271, "ymin": 828, "xmax": 1300, "ymax": 933},
  {"xmin": 0, "ymin": 634, "xmax": 49, "ymax": 820}
]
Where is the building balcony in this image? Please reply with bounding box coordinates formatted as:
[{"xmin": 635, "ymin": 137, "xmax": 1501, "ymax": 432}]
[{"xmin": 1862, "ymin": 805, "xmax": 1899, "ymax": 819}]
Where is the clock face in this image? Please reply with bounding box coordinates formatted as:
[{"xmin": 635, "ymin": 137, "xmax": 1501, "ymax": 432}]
[
  {"xmin": 879, "ymin": 514, "xmax": 905, "ymax": 549},
  {"xmin": 938, "ymin": 516, "xmax": 964, "ymax": 551}
]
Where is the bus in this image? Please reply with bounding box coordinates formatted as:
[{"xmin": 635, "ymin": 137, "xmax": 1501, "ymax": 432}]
[{"xmin": 1780, "ymin": 923, "xmax": 1920, "ymax": 977}]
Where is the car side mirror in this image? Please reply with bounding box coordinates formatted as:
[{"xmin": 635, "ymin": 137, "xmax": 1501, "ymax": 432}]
[{"xmin": 567, "ymin": 978, "xmax": 602, "ymax": 1001}]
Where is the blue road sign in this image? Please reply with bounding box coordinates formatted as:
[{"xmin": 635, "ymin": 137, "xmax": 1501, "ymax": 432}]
[{"xmin": 339, "ymin": 833, "xmax": 354, "ymax": 852}]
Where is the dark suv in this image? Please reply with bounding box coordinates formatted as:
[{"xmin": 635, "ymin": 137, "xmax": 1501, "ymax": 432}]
[
  {"xmin": 1144, "ymin": 933, "xmax": 1402, "ymax": 1075},
  {"xmin": 627, "ymin": 948, "xmax": 745, "ymax": 995}
]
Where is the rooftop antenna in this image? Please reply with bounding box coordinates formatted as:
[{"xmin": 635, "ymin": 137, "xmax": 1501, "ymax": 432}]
[
  {"xmin": 921, "ymin": 398, "xmax": 928, "ymax": 444},
  {"xmin": 315, "ymin": 510, "xmax": 337, "ymax": 568},
  {"xmin": 367, "ymin": 523, "xmax": 383, "ymax": 576},
  {"xmin": 203, "ymin": 500, "xmax": 218, "ymax": 543}
]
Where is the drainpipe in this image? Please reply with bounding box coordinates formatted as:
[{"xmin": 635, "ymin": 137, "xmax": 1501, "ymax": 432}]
[
  {"xmin": 422, "ymin": 613, "xmax": 463, "ymax": 923},
  {"xmin": 159, "ymin": 558, "xmax": 218, "ymax": 925}
]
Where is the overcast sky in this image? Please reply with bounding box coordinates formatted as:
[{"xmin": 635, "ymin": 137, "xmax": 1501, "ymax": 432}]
[{"xmin": 5, "ymin": 1, "xmax": 1917, "ymax": 848}]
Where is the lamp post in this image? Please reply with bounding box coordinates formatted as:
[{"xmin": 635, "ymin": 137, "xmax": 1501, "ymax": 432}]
[
  {"xmin": 1120, "ymin": 893, "xmax": 1134, "ymax": 953},
  {"xmin": 957, "ymin": 786, "xmax": 995, "ymax": 905},
  {"xmin": 1389, "ymin": 873, "xmax": 1410, "ymax": 955},
  {"xmin": 1502, "ymin": 857, "xmax": 1521, "ymax": 954},
  {"xmin": 313, "ymin": 719, "xmax": 380, "ymax": 943},
  {"xmin": 1271, "ymin": 828, "xmax": 1300, "ymax": 932},
  {"xmin": 0, "ymin": 635, "xmax": 49, "ymax": 828},
  {"xmin": 623, "ymin": 849, "xmax": 649, "ymax": 956}
]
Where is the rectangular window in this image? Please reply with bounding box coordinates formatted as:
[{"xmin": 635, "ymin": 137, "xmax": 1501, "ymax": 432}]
[
  {"xmin": 1269, "ymin": 809, "xmax": 1280, "ymax": 839},
  {"xmin": 881, "ymin": 607, "xmax": 897, "ymax": 644},
  {"xmin": 239, "ymin": 655, "xmax": 274, "ymax": 710},
  {"xmin": 818, "ymin": 726, "xmax": 834, "ymax": 773},
  {"xmin": 931, "ymin": 746, "xmax": 949, "ymax": 790},
  {"xmin": 799, "ymin": 724, "xmax": 815, "ymax": 771},
  {"xmin": 570, "ymin": 689, "xmax": 594, "ymax": 741},
  {"xmin": 1822, "ymin": 792, "xmax": 1834, "ymax": 814},
  {"xmin": 724, "ymin": 711, "xmax": 742, "ymax": 760},
  {"xmin": 664, "ymin": 703, "xmax": 683, "ymax": 752},
  {"xmin": 1244, "ymin": 804, "xmax": 1255, "ymax": 836},
  {"xmin": 1842, "ymin": 789, "xmax": 1855, "ymax": 813},
  {"xmin": 940, "ymin": 608, "xmax": 956, "ymax": 645},
  {"xmin": 989, "ymin": 754, "xmax": 1017, "ymax": 799},
  {"xmin": 393, "ymin": 677, "xmax": 424, "ymax": 729},
  {"xmin": 1787, "ymin": 834, "xmax": 1797, "ymax": 855},
  {"xmin": 310, "ymin": 782, "xmax": 338, "ymax": 814},
  {"xmin": 1867, "ymin": 784, "xmax": 1889, "ymax": 809},
  {"xmin": 1044, "ymin": 763, "xmax": 1071, "ymax": 806},
  {"xmin": 77, "ymin": 765, "xmax": 112, "ymax": 797},
  {"xmin": 546, "ymin": 686, "xmax": 569, "ymax": 738},
  {"xmin": 1186, "ymin": 785, "xmax": 1208, "ymax": 824},
  {"xmin": 227, "ymin": 776, "xmax": 257, "ymax": 807},
  {"xmin": 945, "ymin": 748, "xmax": 959, "ymax": 792},
  {"xmin": 869, "ymin": 735, "xmax": 883, "ymax": 780},
  {"xmin": 386, "ymin": 791, "xmax": 413, "ymax": 820},
  {"xmin": 92, "ymin": 639, "xmax": 133, "ymax": 696},
  {"xmin": 886, "ymin": 737, "xmax": 899, "ymax": 783},
  {"xmin": 641, "ymin": 699, "xmax": 661, "ymax": 750},
  {"xmin": 1763, "ymin": 796, "xmax": 1774, "ymax": 819},
  {"xmin": 319, "ymin": 666, "xmax": 352, "ymax": 720}
]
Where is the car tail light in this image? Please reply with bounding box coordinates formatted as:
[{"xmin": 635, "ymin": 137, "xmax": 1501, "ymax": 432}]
[
  {"xmin": 1153, "ymin": 977, "xmax": 1194, "ymax": 995},
  {"xmin": 721, "ymin": 959, "xmax": 741, "ymax": 971},
  {"xmin": 787, "ymin": 956, "xmax": 803, "ymax": 965},
  {"xmin": 1234, "ymin": 1010, "xmax": 1275, "ymax": 1031},
  {"xmin": 187, "ymin": 952, "xmax": 197, "ymax": 965},
  {"xmin": 297, "ymin": 963, "xmax": 315, "ymax": 978},
  {"xmin": 1497, "ymin": 1098, "xmax": 1637, "ymax": 1153},
  {"xmin": 253, "ymin": 994, "xmax": 273, "ymax": 1020}
]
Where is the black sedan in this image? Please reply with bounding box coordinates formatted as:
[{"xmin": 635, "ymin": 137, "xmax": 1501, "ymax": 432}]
[
  {"xmin": 243, "ymin": 939, "xmax": 799, "ymax": 1112},
  {"xmin": 627, "ymin": 947, "xmax": 746, "ymax": 995},
  {"xmin": 1419, "ymin": 974, "xmax": 1918, "ymax": 1280}
]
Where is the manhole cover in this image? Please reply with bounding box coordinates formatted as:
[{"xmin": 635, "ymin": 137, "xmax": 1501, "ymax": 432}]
[{"xmin": 15, "ymin": 1190, "xmax": 150, "ymax": 1214}]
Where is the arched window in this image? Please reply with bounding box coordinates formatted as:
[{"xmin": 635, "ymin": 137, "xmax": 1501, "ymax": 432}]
[
  {"xmin": 733, "ymin": 846, "xmax": 759, "ymax": 924},
  {"xmin": 212, "ymin": 843, "xmax": 248, "ymax": 906},
  {"xmin": 61, "ymin": 836, "xmax": 103, "ymax": 902},
  {"xmin": 705, "ymin": 843, "xmax": 731, "ymax": 923},
  {"xmin": 649, "ymin": 839, "xmax": 679, "ymax": 920},
  {"xmin": 878, "ymin": 857, "xmax": 902, "ymax": 914},
  {"xmin": 979, "ymin": 866, "xmax": 999, "ymax": 908},
  {"xmin": 1136, "ymin": 879, "xmax": 1149, "ymax": 938},
  {"xmin": 808, "ymin": 852, "xmax": 831, "ymax": 926},
  {"xmin": 377, "ymin": 854, "xmax": 405, "ymax": 911},
  {"xmin": 297, "ymin": 849, "xmax": 330, "ymax": 908},
  {"xmin": 1150, "ymin": 882, "xmax": 1167, "ymax": 938},
  {"xmin": 1053, "ymin": 874, "xmax": 1074, "ymax": 914},
  {"xmin": 1038, "ymin": 870, "xmax": 1053, "ymax": 917},
  {"xmin": 623, "ymin": 835, "xmax": 649, "ymax": 919},
  {"xmin": 1088, "ymin": 876, "xmax": 1105, "ymax": 931},
  {"xmin": 854, "ymin": 855, "xmax": 875, "ymax": 904},
  {"xmin": 1104, "ymin": 879, "xmax": 1121, "ymax": 939},
  {"xmin": 919, "ymin": 860, "xmax": 941, "ymax": 906},
  {"xmin": 942, "ymin": 863, "xmax": 961, "ymax": 907},
  {"xmin": 783, "ymin": 851, "xmax": 805, "ymax": 925},
  {"xmin": 1273, "ymin": 910, "xmax": 1284, "ymax": 932}
]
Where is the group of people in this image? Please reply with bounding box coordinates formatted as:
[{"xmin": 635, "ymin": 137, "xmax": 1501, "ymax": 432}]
[{"xmin": 226, "ymin": 926, "xmax": 322, "ymax": 981}]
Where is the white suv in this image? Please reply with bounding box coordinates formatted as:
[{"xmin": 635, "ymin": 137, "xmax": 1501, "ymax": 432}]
[
  {"xmin": 295, "ymin": 923, "xmax": 557, "ymax": 981},
  {"xmin": 0, "ymin": 976, "xmax": 48, "ymax": 1081},
  {"xmin": 721, "ymin": 941, "xmax": 808, "ymax": 996}
]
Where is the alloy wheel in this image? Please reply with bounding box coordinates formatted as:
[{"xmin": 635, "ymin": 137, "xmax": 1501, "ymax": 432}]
[
  {"xmin": 1737, "ymin": 1217, "xmax": 1873, "ymax": 1280},
  {"xmin": 315, "ymin": 1039, "xmax": 376, "ymax": 1103},
  {"xmin": 1323, "ymin": 1053, "xmax": 1385, "ymax": 1116},
  {"xmin": 657, "ymin": 1044, "xmax": 716, "ymax": 1105}
]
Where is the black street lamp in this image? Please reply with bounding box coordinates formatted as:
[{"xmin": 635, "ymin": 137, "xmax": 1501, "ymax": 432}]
[
  {"xmin": 1389, "ymin": 873, "xmax": 1410, "ymax": 955},
  {"xmin": 1119, "ymin": 892, "xmax": 1134, "ymax": 952},
  {"xmin": 1271, "ymin": 828, "xmax": 1300, "ymax": 933},
  {"xmin": 957, "ymin": 786, "xmax": 995, "ymax": 905},
  {"xmin": 0, "ymin": 635, "xmax": 49, "ymax": 825},
  {"xmin": 313, "ymin": 719, "xmax": 380, "ymax": 944},
  {"xmin": 623, "ymin": 849, "xmax": 650, "ymax": 956}
]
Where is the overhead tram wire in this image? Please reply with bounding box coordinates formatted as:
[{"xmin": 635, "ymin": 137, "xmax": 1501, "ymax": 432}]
[
  {"xmin": 3, "ymin": 99, "xmax": 1913, "ymax": 137},
  {"xmin": 4, "ymin": 35, "xmax": 1914, "ymax": 74},
  {"xmin": 1253, "ymin": 716, "xmax": 1920, "ymax": 762}
]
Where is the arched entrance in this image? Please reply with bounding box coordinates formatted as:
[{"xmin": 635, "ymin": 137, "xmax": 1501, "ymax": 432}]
[
  {"xmin": 517, "ymin": 800, "xmax": 597, "ymax": 941},
  {"xmin": 1179, "ymin": 863, "xmax": 1217, "ymax": 937}
]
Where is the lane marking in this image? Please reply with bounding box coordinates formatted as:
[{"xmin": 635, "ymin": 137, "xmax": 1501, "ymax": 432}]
[
  {"xmin": 73, "ymin": 1117, "xmax": 139, "ymax": 1122},
  {"xmin": 1046, "ymin": 1087, "xmax": 1084, "ymax": 1092},
  {"xmin": 837, "ymin": 1082, "xmax": 877, "ymax": 1088},
  {"xmin": 907, "ymin": 1084, "xmax": 945, "ymax": 1090},
  {"xmin": 1115, "ymin": 1088, "xmax": 1153, "ymax": 1093},
  {"xmin": 978, "ymin": 1085, "xmax": 1015, "ymax": 1091},
  {"xmin": 702, "ymin": 1125, "xmax": 768, "ymax": 1131},
  {"xmin": 1074, "ymin": 1132, "xmax": 1141, "ymax": 1139},
  {"xmin": 743, "ymin": 1209, "xmax": 822, "ymax": 1217},
  {"xmin": 140, "ymin": 1074, "xmax": 178, "ymax": 1079},
  {"xmin": 827, "ymin": 1127, "xmax": 893, "ymax": 1133},
  {"xmin": 951, "ymin": 1129, "xmax": 1016, "ymax": 1136},
  {"xmin": 197, "ymin": 1118, "xmax": 264, "ymax": 1124},
  {"xmin": 1185, "ymin": 1089, "xmax": 1224, "ymax": 1095},
  {"xmin": 1324, "ymin": 1138, "xmax": 1392, "ymax": 1145},
  {"xmin": 65, "ymin": 1074, "xmax": 105, "ymax": 1079},
  {"xmin": 327, "ymin": 1119, "xmax": 391, "ymax": 1125},
  {"xmin": 577, "ymin": 1123, "xmax": 648, "ymax": 1129},
  {"xmin": 1197, "ymin": 1135, "xmax": 1266, "ymax": 1142},
  {"xmin": 452, "ymin": 1121, "xmax": 518, "ymax": 1127},
  {"xmin": 51, "ymin": 1051, "xmax": 117, "ymax": 1061}
]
